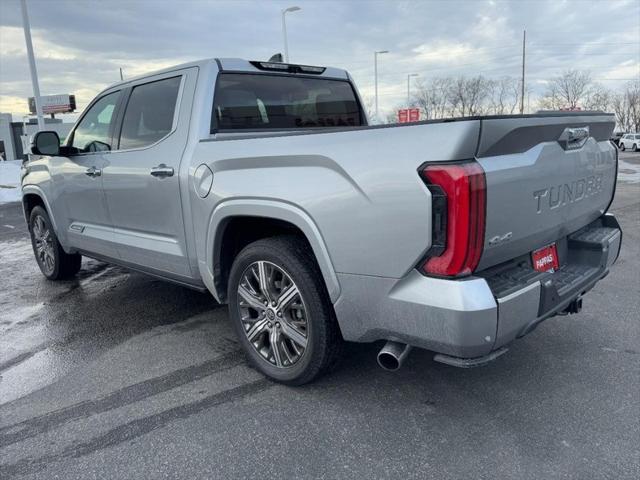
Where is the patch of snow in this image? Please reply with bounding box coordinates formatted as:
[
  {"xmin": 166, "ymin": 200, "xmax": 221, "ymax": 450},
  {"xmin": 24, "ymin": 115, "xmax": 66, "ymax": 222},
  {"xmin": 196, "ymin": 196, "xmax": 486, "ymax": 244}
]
[
  {"xmin": 0, "ymin": 239, "xmax": 34, "ymax": 258},
  {"xmin": 0, "ymin": 160, "xmax": 22, "ymax": 204}
]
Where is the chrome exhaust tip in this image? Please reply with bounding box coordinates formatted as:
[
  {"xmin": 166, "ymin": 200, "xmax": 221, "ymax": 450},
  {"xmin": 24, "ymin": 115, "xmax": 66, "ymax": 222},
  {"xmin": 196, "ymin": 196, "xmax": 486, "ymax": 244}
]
[{"xmin": 377, "ymin": 341, "xmax": 412, "ymax": 371}]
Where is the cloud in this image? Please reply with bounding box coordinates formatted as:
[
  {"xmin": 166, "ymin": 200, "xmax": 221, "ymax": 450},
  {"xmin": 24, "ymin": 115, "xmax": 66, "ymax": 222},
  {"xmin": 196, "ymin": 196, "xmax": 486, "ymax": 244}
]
[
  {"xmin": 601, "ymin": 60, "xmax": 640, "ymax": 81},
  {"xmin": 0, "ymin": 0, "xmax": 638, "ymax": 119},
  {"xmin": 412, "ymin": 42, "xmax": 480, "ymax": 64}
]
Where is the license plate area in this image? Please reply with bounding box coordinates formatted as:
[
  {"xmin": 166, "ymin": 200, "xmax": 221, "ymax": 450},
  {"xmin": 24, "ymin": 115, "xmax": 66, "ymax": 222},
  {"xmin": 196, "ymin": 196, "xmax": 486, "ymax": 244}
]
[{"xmin": 532, "ymin": 244, "xmax": 559, "ymax": 273}]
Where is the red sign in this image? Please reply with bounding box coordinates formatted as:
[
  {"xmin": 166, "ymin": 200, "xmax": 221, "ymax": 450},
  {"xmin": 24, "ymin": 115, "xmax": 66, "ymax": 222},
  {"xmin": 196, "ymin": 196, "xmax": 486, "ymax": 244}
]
[
  {"xmin": 532, "ymin": 244, "xmax": 559, "ymax": 273},
  {"xmin": 398, "ymin": 108, "xmax": 420, "ymax": 123}
]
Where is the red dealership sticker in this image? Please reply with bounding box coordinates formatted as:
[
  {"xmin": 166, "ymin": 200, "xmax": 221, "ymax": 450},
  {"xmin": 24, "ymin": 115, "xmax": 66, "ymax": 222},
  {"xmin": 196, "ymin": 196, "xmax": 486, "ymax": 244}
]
[{"xmin": 532, "ymin": 244, "xmax": 560, "ymax": 273}]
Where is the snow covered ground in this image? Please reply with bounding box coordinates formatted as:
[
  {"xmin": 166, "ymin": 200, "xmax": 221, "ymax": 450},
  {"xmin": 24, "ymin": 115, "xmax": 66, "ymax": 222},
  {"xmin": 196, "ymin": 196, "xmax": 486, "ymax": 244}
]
[{"xmin": 0, "ymin": 160, "xmax": 22, "ymax": 205}]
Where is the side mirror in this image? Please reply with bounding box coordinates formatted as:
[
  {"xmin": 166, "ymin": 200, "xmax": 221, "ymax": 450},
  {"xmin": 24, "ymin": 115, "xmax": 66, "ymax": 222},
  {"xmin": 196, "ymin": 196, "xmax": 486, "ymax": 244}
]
[{"xmin": 31, "ymin": 131, "xmax": 61, "ymax": 156}]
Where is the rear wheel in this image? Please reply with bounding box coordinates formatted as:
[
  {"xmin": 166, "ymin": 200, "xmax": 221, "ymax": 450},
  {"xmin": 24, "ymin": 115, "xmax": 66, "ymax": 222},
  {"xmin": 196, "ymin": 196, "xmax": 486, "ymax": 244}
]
[
  {"xmin": 227, "ymin": 235, "xmax": 343, "ymax": 385},
  {"xmin": 29, "ymin": 206, "xmax": 82, "ymax": 280},
  {"xmin": 633, "ymin": 144, "xmax": 638, "ymax": 152}
]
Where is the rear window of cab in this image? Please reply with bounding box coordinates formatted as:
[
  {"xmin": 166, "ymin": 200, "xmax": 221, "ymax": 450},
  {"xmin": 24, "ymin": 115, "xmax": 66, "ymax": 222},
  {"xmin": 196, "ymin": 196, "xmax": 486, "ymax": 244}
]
[{"xmin": 211, "ymin": 73, "xmax": 363, "ymax": 132}]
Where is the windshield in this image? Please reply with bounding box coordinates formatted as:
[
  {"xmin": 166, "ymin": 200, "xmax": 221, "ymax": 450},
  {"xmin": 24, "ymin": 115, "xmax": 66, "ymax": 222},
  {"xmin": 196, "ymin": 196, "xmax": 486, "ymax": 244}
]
[{"xmin": 212, "ymin": 73, "xmax": 363, "ymax": 131}]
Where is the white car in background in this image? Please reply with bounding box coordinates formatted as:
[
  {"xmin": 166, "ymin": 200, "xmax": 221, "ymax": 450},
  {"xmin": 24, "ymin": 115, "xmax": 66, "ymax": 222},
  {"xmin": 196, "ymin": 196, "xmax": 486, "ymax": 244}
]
[{"xmin": 619, "ymin": 133, "xmax": 640, "ymax": 151}]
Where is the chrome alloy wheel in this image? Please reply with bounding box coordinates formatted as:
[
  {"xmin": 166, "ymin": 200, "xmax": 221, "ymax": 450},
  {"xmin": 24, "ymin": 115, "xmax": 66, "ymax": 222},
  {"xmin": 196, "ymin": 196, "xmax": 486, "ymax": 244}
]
[
  {"xmin": 32, "ymin": 215, "xmax": 55, "ymax": 275},
  {"xmin": 237, "ymin": 261, "xmax": 309, "ymax": 368}
]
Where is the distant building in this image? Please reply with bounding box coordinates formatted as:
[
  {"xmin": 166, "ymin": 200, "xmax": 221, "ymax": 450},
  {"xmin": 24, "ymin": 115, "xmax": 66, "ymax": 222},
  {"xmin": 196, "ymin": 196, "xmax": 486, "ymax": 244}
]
[{"xmin": 0, "ymin": 113, "xmax": 73, "ymax": 161}]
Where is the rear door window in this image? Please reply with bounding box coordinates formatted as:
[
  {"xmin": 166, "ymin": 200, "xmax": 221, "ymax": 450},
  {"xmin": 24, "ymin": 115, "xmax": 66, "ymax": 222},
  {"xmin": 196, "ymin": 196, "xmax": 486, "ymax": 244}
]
[
  {"xmin": 212, "ymin": 73, "xmax": 363, "ymax": 131},
  {"xmin": 118, "ymin": 76, "xmax": 182, "ymax": 150}
]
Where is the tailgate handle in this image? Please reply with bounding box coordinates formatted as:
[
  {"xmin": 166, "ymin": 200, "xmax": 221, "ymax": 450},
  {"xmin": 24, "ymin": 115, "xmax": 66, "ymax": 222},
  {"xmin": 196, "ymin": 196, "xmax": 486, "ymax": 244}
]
[{"xmin": 559, "ymin": 126, "xmax": 589, "ymax": 150}]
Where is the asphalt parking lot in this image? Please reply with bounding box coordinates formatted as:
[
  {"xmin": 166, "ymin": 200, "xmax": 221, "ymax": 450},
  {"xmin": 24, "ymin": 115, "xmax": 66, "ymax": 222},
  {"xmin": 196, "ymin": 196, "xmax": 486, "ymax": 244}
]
[{"xmin": 1, "ymin": 152, "xmax": 639, "ymax": 479}]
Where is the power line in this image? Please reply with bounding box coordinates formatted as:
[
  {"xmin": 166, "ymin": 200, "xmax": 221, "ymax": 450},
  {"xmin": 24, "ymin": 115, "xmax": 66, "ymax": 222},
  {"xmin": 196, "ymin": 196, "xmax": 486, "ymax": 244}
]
[
  {"xmin": 531, "ymin": 42, "xmax": 639, "ymax": 46},
  {"xmin": 353, "ymin": 58, "xmax": 639, "ymax": 87},
  {"xmin": 334, "ymin": 52, "xmax": 637, "ymax": 83},
  {"xmin": 362, "ymin": 75, "xmax": 638, "ymax": 98}
]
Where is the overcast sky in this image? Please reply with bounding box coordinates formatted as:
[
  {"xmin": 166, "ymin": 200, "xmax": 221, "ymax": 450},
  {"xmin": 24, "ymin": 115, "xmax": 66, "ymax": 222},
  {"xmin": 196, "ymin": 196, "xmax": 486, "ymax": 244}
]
[{"xmin": 0, "ymin": 0, "xmax": 638, "ymax": 120}]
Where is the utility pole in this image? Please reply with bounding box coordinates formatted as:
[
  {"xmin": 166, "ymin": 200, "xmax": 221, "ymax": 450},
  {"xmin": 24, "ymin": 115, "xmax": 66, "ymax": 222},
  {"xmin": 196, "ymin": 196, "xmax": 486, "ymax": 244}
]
[
  {"xmin": 520, "ymin": 29, "xmax": 526, "ymax": 114},
  {"xmin": 119, "ymin": 68, "xmax": 124, "ymax": 81},
  {"xmin": 20, "ymin": 0, "xmax": 45, "ymax": 131},
  {"xmin": 374, "ymin": 50, "xmax": 388, "ymax": 120}
]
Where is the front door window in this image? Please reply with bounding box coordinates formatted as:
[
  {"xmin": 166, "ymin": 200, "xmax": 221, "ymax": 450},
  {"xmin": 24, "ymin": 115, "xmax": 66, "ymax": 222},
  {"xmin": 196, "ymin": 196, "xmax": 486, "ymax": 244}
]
[{"xmin": 71, "ymin": 91, "xmax": 120, "ymax": 153}]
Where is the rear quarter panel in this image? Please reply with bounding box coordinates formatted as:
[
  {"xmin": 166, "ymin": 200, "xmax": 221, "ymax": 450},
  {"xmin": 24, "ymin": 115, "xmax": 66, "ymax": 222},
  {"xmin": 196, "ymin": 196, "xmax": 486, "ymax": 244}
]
[{"xmin": 190, "ymin": 120, "xmax": 481, "ymax": 290}]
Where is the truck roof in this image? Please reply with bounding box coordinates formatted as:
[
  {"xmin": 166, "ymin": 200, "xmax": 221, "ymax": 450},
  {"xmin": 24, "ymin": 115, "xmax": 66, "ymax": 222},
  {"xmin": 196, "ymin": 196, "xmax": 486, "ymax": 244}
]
[{"xmin": 106, "ymin": 57, "xmax": 350, "ymax": 91}]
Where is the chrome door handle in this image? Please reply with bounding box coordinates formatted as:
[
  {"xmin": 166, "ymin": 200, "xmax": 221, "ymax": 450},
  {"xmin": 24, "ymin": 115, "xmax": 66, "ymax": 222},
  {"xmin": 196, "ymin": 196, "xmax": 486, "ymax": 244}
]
[
  {"xmin": 85, "ymin": 166, "xmax": 102, "ymax": 177},
  {"xmin": 150, "ymin": 164, "xmax": 174, "ymax": 178}
]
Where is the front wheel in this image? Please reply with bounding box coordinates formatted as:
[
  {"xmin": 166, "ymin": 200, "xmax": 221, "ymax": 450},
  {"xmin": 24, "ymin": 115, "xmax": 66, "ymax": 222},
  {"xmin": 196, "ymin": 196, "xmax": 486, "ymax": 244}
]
[
  {"xmin": 620, "ymin": 143, "xmax": 626, "ymax": 151},
  {"xmin": 227, "ymin": 236, "xmax": 344, "ymax": 385},
  {"xmin": 29, "ymin": 206, "xmax": 82, "ymax": 280}
]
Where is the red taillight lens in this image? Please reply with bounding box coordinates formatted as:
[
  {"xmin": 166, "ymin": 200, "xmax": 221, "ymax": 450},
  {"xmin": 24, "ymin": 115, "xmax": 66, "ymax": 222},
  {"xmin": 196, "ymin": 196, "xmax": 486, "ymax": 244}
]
[{"xmin": 420, "ymin": 162, "xmax": 486, "ymax": 277}]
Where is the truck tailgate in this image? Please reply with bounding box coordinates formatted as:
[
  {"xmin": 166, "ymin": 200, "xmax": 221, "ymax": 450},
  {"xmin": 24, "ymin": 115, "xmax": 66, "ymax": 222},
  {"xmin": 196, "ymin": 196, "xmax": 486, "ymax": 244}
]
[{"xmin": 475, "ymin": 113, "xmax": 617, "ymax": 271}]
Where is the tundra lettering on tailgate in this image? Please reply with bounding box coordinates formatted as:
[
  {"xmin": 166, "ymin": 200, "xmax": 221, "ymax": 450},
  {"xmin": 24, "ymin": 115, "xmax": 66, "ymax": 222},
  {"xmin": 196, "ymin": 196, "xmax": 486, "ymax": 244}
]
[{"xmin": 533, "ymin": 174, "xmax": 603, "ymax": 214}]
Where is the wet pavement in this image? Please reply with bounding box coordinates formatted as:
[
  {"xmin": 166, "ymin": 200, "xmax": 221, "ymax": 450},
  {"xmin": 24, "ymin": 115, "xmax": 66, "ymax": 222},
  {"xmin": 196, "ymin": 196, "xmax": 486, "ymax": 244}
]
[{"xmin": 1, "ymin": 162, "xmax": 639, "ymax": 479}]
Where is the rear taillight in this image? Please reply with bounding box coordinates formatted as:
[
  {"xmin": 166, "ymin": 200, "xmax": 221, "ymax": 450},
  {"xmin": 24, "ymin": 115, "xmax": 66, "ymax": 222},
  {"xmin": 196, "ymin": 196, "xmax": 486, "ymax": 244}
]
[{"xmin": 419, "ymin": 161, "xmax": 486, "ymax": 277}]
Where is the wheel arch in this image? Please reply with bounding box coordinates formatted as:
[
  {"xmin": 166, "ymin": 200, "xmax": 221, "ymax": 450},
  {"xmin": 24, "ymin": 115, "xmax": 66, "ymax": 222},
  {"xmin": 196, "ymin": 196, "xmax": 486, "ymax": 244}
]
[
  {"xmin": 203, "ymin": 200, "xmax": 340, "ymax": 304},
  {"xmin": 21, "ymin": 186, "xmax": 59, "ymax": 233}
]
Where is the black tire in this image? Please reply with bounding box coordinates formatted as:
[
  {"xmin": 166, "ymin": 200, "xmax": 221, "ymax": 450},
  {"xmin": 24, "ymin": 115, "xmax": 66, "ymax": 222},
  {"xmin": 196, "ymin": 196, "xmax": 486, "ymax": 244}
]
[
  {"xmin": 633, "ymin": 144, "xmax": 638, "ymax": 152},
  {"xmin": 620, "ymin": 143, "xmax": 625, "ymax": 151},
  {"xmin": 228, "ymin": 235, "xmax": 344, "ymax": 385},
  {"xmin": 29, "ymin": 206, "xmax": 82, "ymax": 280}
]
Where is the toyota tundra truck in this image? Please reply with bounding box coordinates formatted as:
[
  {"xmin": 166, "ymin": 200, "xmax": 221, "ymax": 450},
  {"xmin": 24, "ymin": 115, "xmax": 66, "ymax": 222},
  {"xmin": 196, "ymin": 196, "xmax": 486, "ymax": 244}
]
[{"xmin": 22, "ymin": 58, "xmax": 621, "ymax": 384}]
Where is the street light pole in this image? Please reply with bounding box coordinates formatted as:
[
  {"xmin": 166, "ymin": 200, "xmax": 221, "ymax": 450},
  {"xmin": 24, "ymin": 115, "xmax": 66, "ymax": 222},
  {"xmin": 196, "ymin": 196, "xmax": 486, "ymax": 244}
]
[
  {"xmin": 407, "ymin": 73, "xmax": 418, "ymax": 107},
  {"xmin": 20, "ymin": 0, "xmax": 44, "ymax": 131},
  {"xmin": 281, "ymin": 6, "xmax": 301, "ymax": 63},
  {"xmin": 520, "ymin": 29, "xmax": 526, "ymax": 114},
  {"xmin": 374, "ymin": 50, "xmax": 388, "ymax": 120}
]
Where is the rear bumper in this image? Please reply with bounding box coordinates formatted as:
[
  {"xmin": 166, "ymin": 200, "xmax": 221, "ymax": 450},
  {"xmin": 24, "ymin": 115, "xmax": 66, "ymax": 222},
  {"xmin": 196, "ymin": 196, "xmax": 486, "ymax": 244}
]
[{"xmin": 333, "ymin": 213, "xmax": 622, "ymax": 363}]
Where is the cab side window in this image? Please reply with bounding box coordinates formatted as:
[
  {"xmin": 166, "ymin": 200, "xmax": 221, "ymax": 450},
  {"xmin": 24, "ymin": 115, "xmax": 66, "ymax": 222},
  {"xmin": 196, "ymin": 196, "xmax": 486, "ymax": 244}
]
[
  {"xmin": 118, "ymin": 76, "xmax": 181, "ymax": 150},
  {"xmin": 71, "ymin": 91, "xmax": 120, "ymax": 153}
]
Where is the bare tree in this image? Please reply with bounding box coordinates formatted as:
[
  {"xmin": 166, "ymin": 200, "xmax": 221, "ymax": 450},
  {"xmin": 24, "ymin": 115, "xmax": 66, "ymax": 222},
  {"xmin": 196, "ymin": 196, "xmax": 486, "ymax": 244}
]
[
  {"xmin": 360, "ymin": 96, "xmax": 377, "ymax": 123},
  {"xmin": 487, "ymin": 76, "xmax": 521, "ymax": 115},
  {"xmin": 611, "ymin": 93, "xmax": 631, "ymax": 131},
  {"xmin": 449, "ymin": 76, "xmax": 490, "ymax": 117},
  {"xmin": 583, "ymin": 83, "xmax": 613, "ymax": 112},
  {"xmin": 627, "ymin": 79, "xmax": 640, "ymax": 132},
  {"xmin": 385, "ymin": 110, "xmax": 400, "ymax": 124},
  {"xmin": 412, "ymin": 75, "xmax": 523, "ymax": 118},
  {"xmin": 539, "ymin": 70, "xmax": 593, "ymax": 110},
  {"xmin": 611, "ymin": 80, "xmax": 640, "ymax": 132},
  {"xmin": 412, "ymin": 77, "xmax": 454, "ymax": 119},
  {"xmin": 405, "ymin": 70, "xmax": 635, "ymax": 125}
]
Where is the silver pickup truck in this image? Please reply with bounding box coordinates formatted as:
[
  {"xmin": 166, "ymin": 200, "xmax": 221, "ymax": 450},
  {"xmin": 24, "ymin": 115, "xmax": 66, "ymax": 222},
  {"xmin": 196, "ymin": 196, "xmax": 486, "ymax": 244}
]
[{"xmin": 23, "ymin": 58, "xmax": 621, "ymax": 384}]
